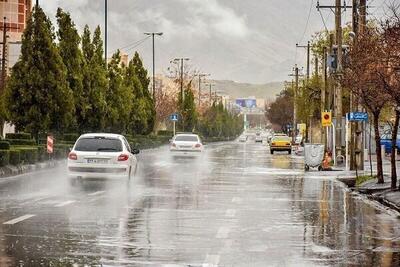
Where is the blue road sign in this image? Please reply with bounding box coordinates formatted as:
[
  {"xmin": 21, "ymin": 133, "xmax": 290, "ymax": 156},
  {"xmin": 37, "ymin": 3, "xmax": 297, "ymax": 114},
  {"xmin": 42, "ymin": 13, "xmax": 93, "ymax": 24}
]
[
  {"xmin": 348, "ymin": 112, "xmax": 368, "ymax": 122},
  {"xmin": 169, "ymin": 113, "xmax": 179, "ymax": 122}
]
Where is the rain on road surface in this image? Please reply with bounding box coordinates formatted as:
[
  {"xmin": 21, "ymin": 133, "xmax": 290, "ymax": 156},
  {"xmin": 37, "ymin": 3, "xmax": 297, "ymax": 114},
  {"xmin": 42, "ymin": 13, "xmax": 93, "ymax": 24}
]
[{"xmin": 0, "ymin": 142, "xmax": 399, "ymax": 266}]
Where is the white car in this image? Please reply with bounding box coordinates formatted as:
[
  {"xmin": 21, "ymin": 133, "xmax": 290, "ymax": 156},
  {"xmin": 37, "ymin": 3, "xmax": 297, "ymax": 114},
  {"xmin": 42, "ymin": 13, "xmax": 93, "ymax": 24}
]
[
  {"xmin": 68, "ymin": 133, "xmax": 139, "ymax": 180},
  {"xmin": 238, "ymin": 135, "xmax": 247, "ymax": 142},
  {"xmin": 170, "ymin": 134, "xmax": 203, "ymax": 154}
]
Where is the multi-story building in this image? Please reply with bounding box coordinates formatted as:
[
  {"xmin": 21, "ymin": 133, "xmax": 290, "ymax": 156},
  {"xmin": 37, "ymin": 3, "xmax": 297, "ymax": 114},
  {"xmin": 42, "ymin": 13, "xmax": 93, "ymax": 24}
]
[{"xmin": 0, "ymin": 0, "xmax": 32, "ymax": 42}]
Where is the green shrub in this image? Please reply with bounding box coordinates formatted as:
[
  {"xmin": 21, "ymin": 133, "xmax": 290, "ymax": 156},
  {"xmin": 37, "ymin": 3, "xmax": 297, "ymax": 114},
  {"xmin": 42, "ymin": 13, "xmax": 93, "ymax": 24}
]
[
  {"xmin": 5, "ymin": 139, "xmax": 36, "ymax": 146},
  {"xmin": 16, "ymin": 148, "xmax": 38, "ymax": 164},
  {"xmin": 0, "ymin": 150, "xmax": 10, "ymax": 167},
  {"xmin": 62, "ymin": 133, "xmax": 79, "ymax": 142},
  {"xmin": 9, "ymin": 150, "xmax": 21, "ymax": 165},
  {"xmin": 157, "ymin": 130, "xmax": 174, "ymax": 136},
  {"xmin": 5, "ymin": 132, "xmax": 31, "ymax": 140},
  {"xmin": 0, "ymin": 141, "xmax": 10, "ymax": 150}
]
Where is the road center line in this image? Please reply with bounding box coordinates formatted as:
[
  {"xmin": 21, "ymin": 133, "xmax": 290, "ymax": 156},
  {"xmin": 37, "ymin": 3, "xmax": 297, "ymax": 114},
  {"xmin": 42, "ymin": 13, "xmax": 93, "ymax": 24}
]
[
  {"xmin": 203, "ymin": 254, "xmax": 220, "ymax": 266},
  {"xmin": 54, "ymin": 200, "xmax": 76, "ymax": 207},
  {"xmin": 225, "ymin": 209, "xmax": 236, "ymax": 217},
  {"xmin": 88, "ymin": 191, "xmax": 106, "ymax": 196},
  {"xmin": 3, "ymin": 214, "xmax": 36, "ymax": 225},
  {"xmin": 216, "ymin": 226, "xmax": 230, "ymax": 239}
]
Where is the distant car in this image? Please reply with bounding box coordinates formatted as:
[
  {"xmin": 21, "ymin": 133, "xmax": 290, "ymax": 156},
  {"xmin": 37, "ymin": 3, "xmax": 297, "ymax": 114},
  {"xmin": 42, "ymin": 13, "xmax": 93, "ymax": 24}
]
[
  {"xmin": 270, "ymin": 135, "xmax": 292, "ymax": 154},
  {"xmin": 380, "ymin": 133, "xmax": 400, "ymax": 154},
  {"xmin": 255, "ymin": 135, "xmax": 263, "ymax": 143},
  {"xmin": 170, "ymin": 133, "xmax": 203, "ymax": 154},
  {"xmin": 238, "ymin": 135, "xmax": 247, "ymax": 142},
  {"xmin": 68, "ymin": 133, "xmax": 139, "ymax": 180}
]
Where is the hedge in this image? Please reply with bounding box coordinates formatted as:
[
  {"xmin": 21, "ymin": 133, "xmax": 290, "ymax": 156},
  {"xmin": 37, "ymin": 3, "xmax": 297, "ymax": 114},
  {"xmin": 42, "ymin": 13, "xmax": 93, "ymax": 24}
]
[
  {"xmin": 157, "ymin": 130, "xmax": 173, "ymax": 136},
  {"xmin": 9, "ymin": 150, "xmax": 21, "ymax": 165},
  {"xmin": 16, "ymin": 147, "xmax": 38, "ymax": 164},
  {"xmin": 0, "ymin": 150, "xmax": 10, "ymax": 167},
  {"xmin": 62, "ymin": 133, "xmax": 79, "ymax": 142},
  {"xmin": 5, "ymin": 139, "xmax": 36, "ymax": 146},
  {"xmin": 0, "ymin": 141, "xmax": 10, "ymax": 150},
  {"xmin": 5, "ymin": 133, "xmax": 31, "ymax": 140}
]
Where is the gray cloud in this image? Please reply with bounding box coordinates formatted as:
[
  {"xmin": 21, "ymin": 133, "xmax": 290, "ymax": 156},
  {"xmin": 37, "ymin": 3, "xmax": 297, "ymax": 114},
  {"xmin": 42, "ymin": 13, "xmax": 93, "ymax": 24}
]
[{"xmin": 42, "ymin": 0, "xmax": 388, "ymax": 84}]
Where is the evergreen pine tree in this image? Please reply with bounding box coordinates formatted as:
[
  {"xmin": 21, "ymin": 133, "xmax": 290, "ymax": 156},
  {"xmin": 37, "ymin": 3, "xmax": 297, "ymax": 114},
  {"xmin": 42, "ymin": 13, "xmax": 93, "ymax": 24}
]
[
  {"xmin": 56, "ymin": 8, "xmax": 85, "ymax": 131},
  {"xmin": 106, "ymin": 50, "xmax": 133, "ymax": 132},
  {"xmin": 131, "ymin": 52, "xmax": 155, "ymax": 134},
  {"xmin": 81, "ymin": 25, "xmax": 108, "ymax": 131},
  {"xmin": 178, "ymin": 84, "xmax": 198, "ymax": 132},
  {"xmin": 5, "ymin": 6, "xmax": 74, "ymax": 137}
]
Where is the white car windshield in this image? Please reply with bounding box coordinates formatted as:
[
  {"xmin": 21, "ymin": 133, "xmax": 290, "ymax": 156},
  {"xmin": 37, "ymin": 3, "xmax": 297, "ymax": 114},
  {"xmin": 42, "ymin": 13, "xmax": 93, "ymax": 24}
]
[
  {"xmin": 75, "ymin": 137, "xmax": 123, "ymax": 152},
  {"xmin": 175, "ymin": 135, "xmax": 199, "ymax": 142}
]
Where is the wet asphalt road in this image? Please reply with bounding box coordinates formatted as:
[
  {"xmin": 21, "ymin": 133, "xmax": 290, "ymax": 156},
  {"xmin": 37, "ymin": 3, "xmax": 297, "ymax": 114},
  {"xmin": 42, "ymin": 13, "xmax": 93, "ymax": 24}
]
[{"xmin": 0, "ymin": 141, "xmax": 399, "ymax": 266}]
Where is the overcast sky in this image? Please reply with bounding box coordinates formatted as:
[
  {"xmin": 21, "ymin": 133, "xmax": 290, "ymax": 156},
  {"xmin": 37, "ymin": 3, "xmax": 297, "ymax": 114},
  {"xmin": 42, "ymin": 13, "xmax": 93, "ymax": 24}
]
[{"xmin": 41, "ymin": 0, "xmax": 388, "ymax": 84}]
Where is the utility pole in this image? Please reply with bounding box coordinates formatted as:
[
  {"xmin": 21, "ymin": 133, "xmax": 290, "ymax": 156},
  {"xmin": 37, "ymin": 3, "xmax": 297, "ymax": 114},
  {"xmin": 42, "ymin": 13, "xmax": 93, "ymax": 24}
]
[
  {"xmin": 0, "ymin": 17, "xmax": 18, "ymax": 93},
  {"xmin": 321, "ymin": 46, "xmax": 327, "ymax": 145},
  {"xmin": 173, "ymin": 58, "xmax": 190, "ymax": 105},
  {"xmin": 205, "ymin": 83, "xmax": 215, "ymax": 105},
  {"xmin": 296, "ymin": 41, "xmax": 311, "ymax": 81},
  {"xmin": 197, "ymin": 73, "xmax": 210, "ymax": 106},
  {"xmin": 294, "ymin": 66, "xmax": 299, "ymax": 143},
  {"xmin": 144, "ymin": 32, "xmax": 163, "ymax": 101},
  {"xmin": 335, "ymin": 0, "xmax": 344, "ymax": 157}
]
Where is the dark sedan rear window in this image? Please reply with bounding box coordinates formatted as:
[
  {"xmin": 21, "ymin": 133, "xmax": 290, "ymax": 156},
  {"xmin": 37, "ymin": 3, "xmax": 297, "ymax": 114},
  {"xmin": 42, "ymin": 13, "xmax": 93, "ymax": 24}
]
[{"xmin": 74, "ymin": 137, "xmax": 123, "ymax": 152}]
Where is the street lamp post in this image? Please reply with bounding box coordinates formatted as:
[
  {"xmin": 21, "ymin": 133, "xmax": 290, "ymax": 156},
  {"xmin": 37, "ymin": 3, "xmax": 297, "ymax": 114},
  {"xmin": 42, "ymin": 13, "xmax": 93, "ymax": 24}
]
[
  {"xmin": 144, "ymin": 32, "xmax": 163, "ymax": 101},
  {"xmin": 105, "ymin": 0, "xmax": 107, "ymax": 63}
]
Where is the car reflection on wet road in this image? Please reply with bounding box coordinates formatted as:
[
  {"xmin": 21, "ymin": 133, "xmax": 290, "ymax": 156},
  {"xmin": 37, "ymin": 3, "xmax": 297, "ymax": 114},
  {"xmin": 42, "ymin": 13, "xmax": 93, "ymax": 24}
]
[{"xmin": 0, "ymin": 142, "xmax": 399, "ymax": 266}]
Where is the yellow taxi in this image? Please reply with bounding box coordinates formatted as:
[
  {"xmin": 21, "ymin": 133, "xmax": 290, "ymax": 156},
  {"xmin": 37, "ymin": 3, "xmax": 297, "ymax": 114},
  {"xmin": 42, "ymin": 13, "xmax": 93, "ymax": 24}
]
[{"xmin": 270, "ymin": 135, "xmax": 292, "ymax": 154}]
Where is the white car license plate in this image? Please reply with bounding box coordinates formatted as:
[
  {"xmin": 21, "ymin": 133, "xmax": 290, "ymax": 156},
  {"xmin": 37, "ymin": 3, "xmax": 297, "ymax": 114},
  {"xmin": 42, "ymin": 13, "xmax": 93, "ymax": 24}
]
[{"xmin": 87, "ymin": 159, "xmax": 109, "ymax": 164}]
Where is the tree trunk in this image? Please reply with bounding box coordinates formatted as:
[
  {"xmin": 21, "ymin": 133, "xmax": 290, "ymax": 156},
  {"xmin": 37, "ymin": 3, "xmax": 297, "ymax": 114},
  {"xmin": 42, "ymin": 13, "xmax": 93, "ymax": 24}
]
[
  {"xmin": 391, "ymin": 110, "xmax": 400, "ymax": 189},
  {"xmin": 373, "ymin": 113, "xmax": 384, "ymax": 183}
]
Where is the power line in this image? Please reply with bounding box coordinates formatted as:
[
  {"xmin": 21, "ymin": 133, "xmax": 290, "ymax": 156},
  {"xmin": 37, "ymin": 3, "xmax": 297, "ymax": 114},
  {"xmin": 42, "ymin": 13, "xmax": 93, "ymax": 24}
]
[
  {"xmin": 119, "ymin": 36, "xmax": 150, "ymax": 51},
  {"xmin": 298, "ymin": 0, "xmax": 314, "ymax": 44}
]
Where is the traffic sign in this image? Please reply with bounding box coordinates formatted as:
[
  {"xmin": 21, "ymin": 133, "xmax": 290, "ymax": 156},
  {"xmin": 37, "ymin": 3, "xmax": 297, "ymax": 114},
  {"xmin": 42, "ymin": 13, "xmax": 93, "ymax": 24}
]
[
  {"xmin": 347, "ymin": 112, "xmax": 368, "ymax": 122},
  {"xmin": 322, "ymin": 111, "xmax": 332, "ymax": 127},
  {"xmin": 47, "ymin": 136, "xmax": 54, "ymax": 154},
  {"xmin": 169, "ymin": 113, "xmax": 179, "ymax": 122}
]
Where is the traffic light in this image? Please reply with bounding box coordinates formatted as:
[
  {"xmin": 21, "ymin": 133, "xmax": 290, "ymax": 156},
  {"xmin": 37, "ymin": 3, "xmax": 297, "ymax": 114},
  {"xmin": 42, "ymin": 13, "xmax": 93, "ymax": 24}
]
[{"xmin": 322, "ymin": 111, "xmax": 332, "ymax": 127}]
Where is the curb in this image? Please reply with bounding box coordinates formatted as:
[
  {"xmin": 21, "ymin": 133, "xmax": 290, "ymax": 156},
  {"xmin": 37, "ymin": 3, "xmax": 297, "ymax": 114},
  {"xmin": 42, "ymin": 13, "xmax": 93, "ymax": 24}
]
[
  {"xmin": 335, "ymin": 174, "xmax": 400, "ymax": 213},
  {"xmin": 0, "ymin": 160, "xmax": 65, "ymax": 181}
]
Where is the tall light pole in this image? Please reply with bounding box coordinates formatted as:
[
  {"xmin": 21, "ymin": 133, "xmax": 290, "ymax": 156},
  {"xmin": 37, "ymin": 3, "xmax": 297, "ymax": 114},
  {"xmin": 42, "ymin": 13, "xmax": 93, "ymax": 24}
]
[
  {"xmin": 105, "ymin": 0, "xmax": 107, "ymax": 63},
  {"xmin": 144, "ymin": 32, "xmax": 163, "ymax": 101}
]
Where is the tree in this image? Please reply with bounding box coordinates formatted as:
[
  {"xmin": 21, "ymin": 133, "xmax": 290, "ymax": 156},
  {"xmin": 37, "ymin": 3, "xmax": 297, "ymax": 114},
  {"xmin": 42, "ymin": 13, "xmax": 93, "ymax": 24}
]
[
  {"xmin": 81, "ymin": 25, "xmax": 108, "ymax": 132},
  {"xmin": 342, "ymin": 27, "xmax": 391, "ymax": 183},
  {"xmin": 4, "ymin": 6, "xmax": 74, "ymax": 137},
  {"xmin": 178, "ymin": 83, "xmax": 198, "ymax": 132},
  {"xmin": 106, "ymin": 50, "xmax": 133, "ymax": 132},
  {"xmin": 131, "ymin": 52, "xmax": 155, "ymax": 134},
  {"xmin": 266, "ymin": 85, "xmax": 294, "ymax": 132},
  {"xmin": 56, "ymin": 8, "xmax": 85, "ymax": 131},
  {"xmin": 124, "ymin": 58, "xmax": 148, "ymax": 134},
  {"xmin": 377, "ymin": 7, "xmax": 400, "ymax": 189}
]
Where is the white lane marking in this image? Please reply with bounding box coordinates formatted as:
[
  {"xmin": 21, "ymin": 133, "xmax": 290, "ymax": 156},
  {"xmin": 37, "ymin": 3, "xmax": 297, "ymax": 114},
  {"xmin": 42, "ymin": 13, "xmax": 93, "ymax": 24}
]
[
  {"xmin": 3, "ymin": 214, "xmax": 36, "ymax": 225},
  {"xmin": 88, "ymin": 191, "xmax": 106, "ymax": 196},
  {"xmin": 203, "ymin": 254, "xmax": 220, "ymax": 266},
  {"xmin": 225, "ymin": 209, "xmax": 236, "ymax": 217},
  {"xmin": 54, "ymin": 200, "xmax": 76, "ymax": 207},
  {"xmin": 231, "ymin": 197, "xmax": 242, "ymax": 204},
  {"xmin": 216, "ymin": 226, "xmax": 230, "ymax": 239}
]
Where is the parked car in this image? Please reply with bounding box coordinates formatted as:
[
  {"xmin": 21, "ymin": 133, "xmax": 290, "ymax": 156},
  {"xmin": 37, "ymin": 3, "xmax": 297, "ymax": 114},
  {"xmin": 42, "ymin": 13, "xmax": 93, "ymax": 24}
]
[
  {"xmin": 270, "ymin": 135, "xmax": 292, "ymax": 154},
  {"xmin": 68, "ymin": 133, "xmax": 139, "ymax": 180},
  {"xmin": 380, "ymin": 133, "xmax": 400, "ymax": 154},
  {"xmin": 255, "ymin": 135, "xmax": 263, "ymax": 143},
  {"xmin": 170, "ymin": 133, "xmax": 203, "ymax": 155}
]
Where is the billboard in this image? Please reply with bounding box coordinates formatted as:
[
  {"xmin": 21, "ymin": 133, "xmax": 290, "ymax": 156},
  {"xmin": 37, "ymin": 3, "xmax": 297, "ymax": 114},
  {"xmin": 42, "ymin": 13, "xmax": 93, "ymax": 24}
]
[{"xmin": 235, "ymin": 98, "xmax": 257, "ymax": 108}]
